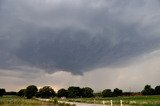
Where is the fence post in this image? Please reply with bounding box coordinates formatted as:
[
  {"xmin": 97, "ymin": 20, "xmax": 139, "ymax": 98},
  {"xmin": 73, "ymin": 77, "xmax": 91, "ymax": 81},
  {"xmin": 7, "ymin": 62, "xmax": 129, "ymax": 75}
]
[
  {"xmin": 102, "ymin": 100, "xmax": 105, "ymax": 105},
  {"xmin": 110, "ymin": 100, "xmax": 113, "ymax": 106},
  {"xmin": 120, "ymin": 100, "xmax": 123, "ymax": 106}
]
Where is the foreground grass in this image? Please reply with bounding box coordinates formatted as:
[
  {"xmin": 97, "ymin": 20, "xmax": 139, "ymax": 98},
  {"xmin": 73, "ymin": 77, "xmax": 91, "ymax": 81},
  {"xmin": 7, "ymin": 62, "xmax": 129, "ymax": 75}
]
[
  {"xmin": 2, "ymin": 95, "xmax": 160, "ymax": 106},
  {"xmin": 61, "ymin": 96, "xmax": 160, "ymax": 105},
  {"xmin": 0, "ymin": 95, "xmax": 75, "ymax": 106},
  {"xmin": 0, "ymin": 95, "xmax": 54, "ymax": 106}
]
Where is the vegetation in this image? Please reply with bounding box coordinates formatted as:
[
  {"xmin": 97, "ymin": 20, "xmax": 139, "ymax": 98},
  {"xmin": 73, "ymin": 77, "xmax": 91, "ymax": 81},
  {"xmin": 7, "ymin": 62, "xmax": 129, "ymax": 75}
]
[
  {"xmin": 66, "ymin": 86, "xmax": 94, "ymax": 98},
  {"xmin": 141, "ymin": 85, "xmax": 160, "ymax": 95},
  {"xmin": 62, "ymin": 95, "xmax": 160, "ymax": 105},
  {"xmin": 68, "ymin": 86, "xmax": 82, "ymax": 98},
  {"xmin": 81, "ymin": 87, "xmax": 94, "ymax": 98},
  {"xmin": 25, "ymin": 85, "xmax": 38, "ymax": 99},
  {"xmin": 102, "ymin": 89, "xmax": 113, "ymax": 97},
  {"xmin": 37, "ymin": 86, "xmax": 56, "ymax": 98},
  {"xmin": 2, "ymin": 84, "xmax": 160, "ymax": 99},
  {"xmin": 113, "ymin": 88, "xmax": 123, "ymax": 96},
  {"xmin": 5, "ymin": 91, "xmax": 17, "ymax": 95},
  {"xmin": 1, "ymin": 84, "xmax": 160, "ymax": 106},
  {"xmin": 57, "ymin": 88, "xmax": 68, "ymax": 98},
  {"xmin": 0, "ymin": 95, "xmax": 75, "ymax": 106},
  {"xmin": 0, "ymin": 88, "xmax": 6, "ymax": 97},
  {"xmin": 17, "ymin": 89, "xmax": 26, "ymax": 97},
  {"xmin": 155, "ymin": 85, "xmax": 160, "ymax": 95},
  {"xmin": 0, "ymin": 95, "xmax": 52, "ymax": 105},
  {"xmin": 102, "ymin": 88, "xmax": 123, "ymax": 97}
]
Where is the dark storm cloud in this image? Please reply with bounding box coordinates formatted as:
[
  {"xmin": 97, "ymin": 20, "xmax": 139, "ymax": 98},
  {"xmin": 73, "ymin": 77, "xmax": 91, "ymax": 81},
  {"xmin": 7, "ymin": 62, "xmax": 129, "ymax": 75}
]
[{"xmin": 1, "ymin": 0, "xmax": 160, "ymax": 74}]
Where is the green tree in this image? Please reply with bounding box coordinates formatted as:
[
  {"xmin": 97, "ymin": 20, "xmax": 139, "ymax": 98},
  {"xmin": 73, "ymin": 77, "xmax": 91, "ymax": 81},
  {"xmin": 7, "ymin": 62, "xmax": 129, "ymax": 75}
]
[
  {"xmin": 25, "ymin": 85, "xmax": 38, "ymax": 99},
  {"xmin": 155, "ymin": 85, "xmax": 160, "ymax": 95},
  {"xmin": 113, "ymin": 88, "xmax": 123, "ymax": 96},
  {"xmin": 18, "ymin": 89, "xmax": 26, "ymax": 97},
  {"xmin": 141, "ymin": 85, "xmax": 155, "ymax": 95},
  {"xmin": 68, "ymin": 86, "xmax": 81, "ymax": 98},
  {"xmin": 81, "ymin": 87, "xmax": 94, "ymax": 98},
  {"xmin": 0, "ymin": 88, "xmax": 6, "ymax": 97},
  {"xmin": 102, "ymin": 89, "xmax": 113, "ymax": 97},
  {"xmin": 38, "ymin": 86, "xmax": 56, "ymax": 98},
  {"xmin": 94, "ymin": 92, "xmax": 102, "ymax": 97},
  {"xmin": 57, "ymin": 88, "xmax": 68, "ymax": 98}
]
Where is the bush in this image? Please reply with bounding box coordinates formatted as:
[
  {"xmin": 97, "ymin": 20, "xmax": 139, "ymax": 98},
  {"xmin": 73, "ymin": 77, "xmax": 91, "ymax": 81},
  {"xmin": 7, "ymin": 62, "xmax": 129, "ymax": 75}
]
[
  {"xmin": 0, "ymin": 88, "xmax": 6, "ymax": 97},
  {"xmin": 53, "ymin": 97, "xmax": 58, "ymax": 104}
]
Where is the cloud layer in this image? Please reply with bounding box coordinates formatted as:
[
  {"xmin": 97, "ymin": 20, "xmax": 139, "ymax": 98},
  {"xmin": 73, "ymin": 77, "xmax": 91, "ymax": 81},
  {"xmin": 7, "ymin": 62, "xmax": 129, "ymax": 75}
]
[
  {"xmin": 0, "ymin": 0, "xmax": 160, "ymax": 75},
  {"xmin": 1, "ymin": 50, "xmax": 160, "ymax": 92}
]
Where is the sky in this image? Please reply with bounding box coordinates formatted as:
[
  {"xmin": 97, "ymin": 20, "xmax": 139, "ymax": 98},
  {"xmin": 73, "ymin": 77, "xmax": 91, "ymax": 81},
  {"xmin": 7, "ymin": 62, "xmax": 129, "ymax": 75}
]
[{"xmin": 0, "ymin": 0, "xmax": 160, "ymax": 92}]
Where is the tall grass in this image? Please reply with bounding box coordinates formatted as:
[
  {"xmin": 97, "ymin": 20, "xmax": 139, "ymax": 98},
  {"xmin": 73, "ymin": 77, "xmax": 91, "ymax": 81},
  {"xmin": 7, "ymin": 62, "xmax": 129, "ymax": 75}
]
[
  {"xmin": 0, "ymin": 95, "xmax": 52, "ymax": 106},
  {"xmin": 0, "ymin": 96, "xmax": 75, "ymax": 106}
]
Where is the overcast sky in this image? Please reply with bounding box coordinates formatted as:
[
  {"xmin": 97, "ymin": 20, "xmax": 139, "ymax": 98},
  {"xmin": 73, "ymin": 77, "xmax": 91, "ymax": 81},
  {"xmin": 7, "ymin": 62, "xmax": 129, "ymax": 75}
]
[{"xmin": 0, "ymin": 0, "xmax": 160, "ymax": 92}]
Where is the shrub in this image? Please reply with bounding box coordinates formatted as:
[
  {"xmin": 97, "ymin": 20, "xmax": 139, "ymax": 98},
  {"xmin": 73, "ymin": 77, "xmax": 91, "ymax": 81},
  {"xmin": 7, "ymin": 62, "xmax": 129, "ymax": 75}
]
[{"xmin": 0, "ymin": 88, "xmax": 6, "ymax": 97}]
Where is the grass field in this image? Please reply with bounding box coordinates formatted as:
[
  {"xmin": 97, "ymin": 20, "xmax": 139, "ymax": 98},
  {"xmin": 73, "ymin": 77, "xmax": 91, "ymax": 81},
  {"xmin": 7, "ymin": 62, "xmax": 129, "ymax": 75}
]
[
  {"xmin": 0, "ymin": 95, "xmax": 74, "ymax": 106},
  {"xmin": 0, "ymin": 95, "xmax": 54, "ymax": 106},
  {"xmin": 1, "ymin": 95, "xmax": 160, "ymax": 106},
  {"xmin": 61, "ymin": 96, "xmax": 160, "ymax": 106}
]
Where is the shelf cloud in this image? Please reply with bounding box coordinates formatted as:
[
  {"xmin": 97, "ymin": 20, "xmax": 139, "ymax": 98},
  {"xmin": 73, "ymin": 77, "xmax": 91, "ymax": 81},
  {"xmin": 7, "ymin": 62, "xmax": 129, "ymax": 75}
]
[{"xmin": 1, "ymin": 0, "xmax": 160, "ymax": 91}]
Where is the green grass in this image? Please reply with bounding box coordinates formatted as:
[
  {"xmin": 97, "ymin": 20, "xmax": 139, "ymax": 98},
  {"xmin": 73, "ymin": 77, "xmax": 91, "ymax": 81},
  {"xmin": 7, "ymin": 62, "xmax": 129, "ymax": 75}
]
[
  {"xmin": 0, "ymin": 95, "xmax": 53, "ymax": 106},
  {"xmin": 0, "ymin": 95, "xmax": 75, "ymax": 106},
  {"xmin": 60, "ymin": 96, "xmax": 160, "ymax": 105},
  {"xmin": 2, "ymin": 95, "xmax": 160, "ymax": 106}
]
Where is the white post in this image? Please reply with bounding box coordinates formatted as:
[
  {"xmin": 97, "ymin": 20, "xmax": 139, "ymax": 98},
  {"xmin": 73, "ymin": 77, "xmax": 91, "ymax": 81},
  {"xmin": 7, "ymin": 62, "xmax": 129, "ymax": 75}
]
[
  {"xmin": 110, "ymin": 100, "xmax": 113, "ymax": 106},
  {"xmin": 102, "ymin": 100, "xmax": 105, "ymax": 105},
  {"xmin": 120, "ymin": 100, "xmax": 123, "ymax": 106}
]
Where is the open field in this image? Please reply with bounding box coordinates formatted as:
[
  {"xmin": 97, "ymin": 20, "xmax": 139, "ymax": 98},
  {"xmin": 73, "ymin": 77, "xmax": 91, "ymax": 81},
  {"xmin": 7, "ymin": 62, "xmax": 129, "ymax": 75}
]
[
  {"xmin": 0, "ymin": 95, "xmax": 74, "ymax": 106},
  {"xmin": 1, "ymin": 95, "xmax": 160, "ymax": 106},
  {"xmin": 0, "ymin": 95, "xmax": 54, "ymax": 106},
  {"xmin": 60, "ymin": 96, "xmax": 160, "ymax": 106}
]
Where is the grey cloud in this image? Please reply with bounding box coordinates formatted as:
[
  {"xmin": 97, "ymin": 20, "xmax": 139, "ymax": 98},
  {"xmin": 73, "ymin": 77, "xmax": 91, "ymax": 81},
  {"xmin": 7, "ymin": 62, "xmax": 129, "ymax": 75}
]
[{"xmin": 0, "ymin": 0, "xmax": 160, "ymax": 74}]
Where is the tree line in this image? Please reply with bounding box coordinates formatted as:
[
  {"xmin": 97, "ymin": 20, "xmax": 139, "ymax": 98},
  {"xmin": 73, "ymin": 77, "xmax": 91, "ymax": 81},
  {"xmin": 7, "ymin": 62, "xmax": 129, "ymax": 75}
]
[
  {"xmin": 141, "ymin": 85, "xmax": 160, "ymax": 95},
  {"xmin": 0, "ymin": 84, "xmax": 160, "ymax": 98},
  {"xmin": 0, "ymin": 85, "xmax": 120, "ymax": 98}
]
